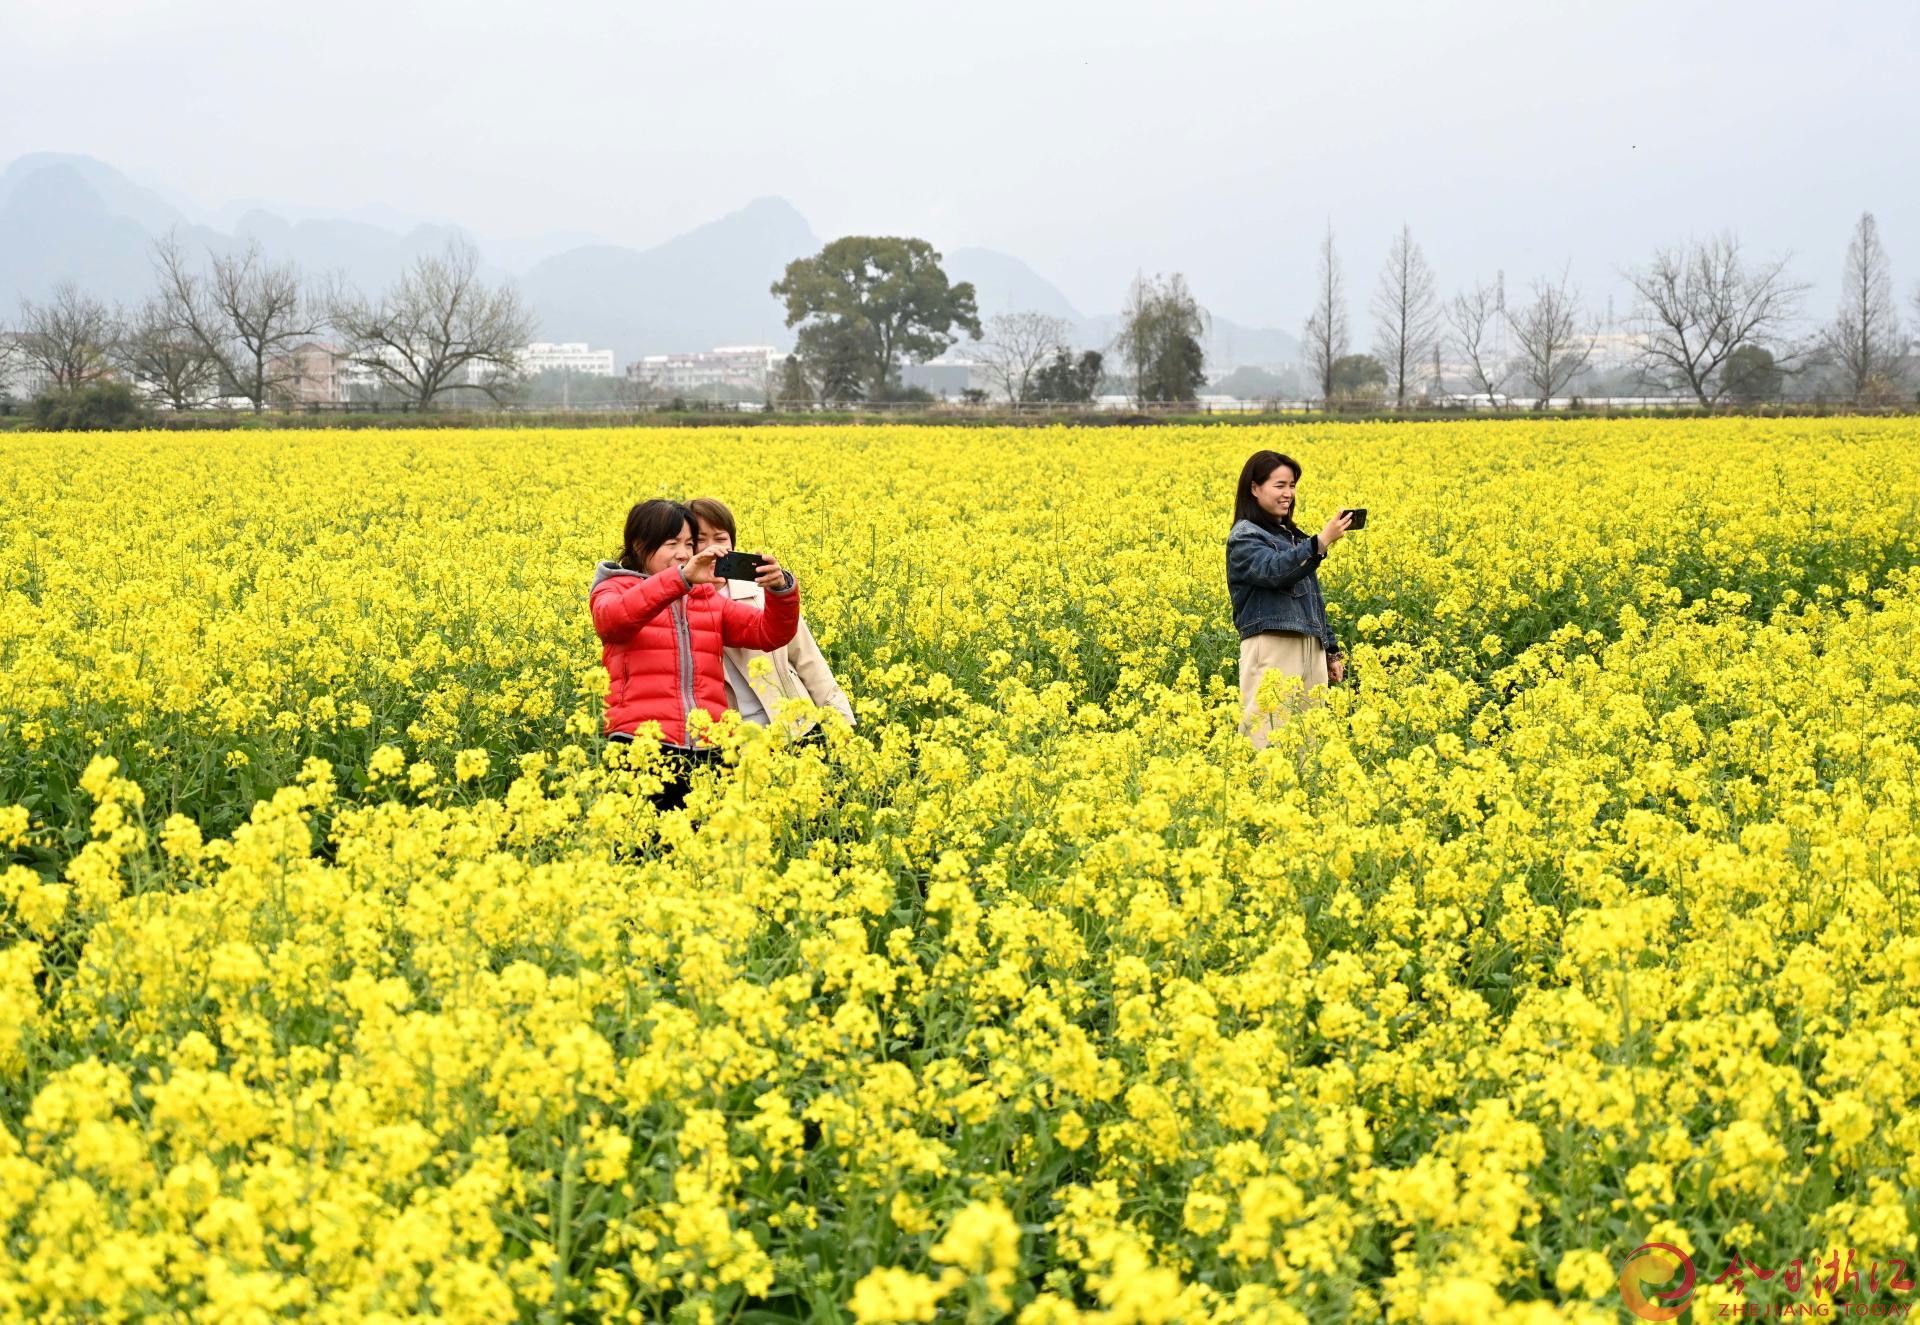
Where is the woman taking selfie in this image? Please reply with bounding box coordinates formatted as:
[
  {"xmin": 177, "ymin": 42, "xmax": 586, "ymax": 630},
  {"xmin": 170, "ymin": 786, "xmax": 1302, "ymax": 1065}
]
[
  {"xmin": 689, "ymin": 497, "xmax": 855, "ymax": 739},
  {"xmin": 590, "ymin": 498, "xmax": 800, "ymax": 809},
  {"xmin": 1225, "ymin": 450, "xmax": 1351, "ymax": 749}
]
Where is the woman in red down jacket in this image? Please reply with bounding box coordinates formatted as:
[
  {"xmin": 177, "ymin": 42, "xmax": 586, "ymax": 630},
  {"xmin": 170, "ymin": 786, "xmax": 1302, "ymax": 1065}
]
[{"xmin": 590, "ymin": 498, "xmax": 800, "ymax": 810}]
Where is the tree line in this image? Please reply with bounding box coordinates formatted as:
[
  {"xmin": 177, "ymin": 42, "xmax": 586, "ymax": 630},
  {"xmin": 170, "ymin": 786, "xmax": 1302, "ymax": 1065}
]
[
  {"xmin": 6, "ymin": 212, "xmax": 1916, "ymax": 417},
  {"xmin": 1311, "ymin": 215, "xmax": 1901, "ymax": 409},
  {"xmin": 1, "ymin": 232, "xmax": 533, "ymax": 415},
  {"xmin": 770, "ymin": 213, "xmax": 1920, "ymax": 409}
]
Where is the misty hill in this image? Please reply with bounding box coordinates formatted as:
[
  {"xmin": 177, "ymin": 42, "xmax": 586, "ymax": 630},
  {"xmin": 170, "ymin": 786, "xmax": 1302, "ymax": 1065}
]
[
  {"xmin": 0, "ymin": 152, "xmax": 191, "ymax": 233},
  {"xmin": 0, "ymin": 162, "xmax": 184, "ymax": 310},
  {"xmin": 0, "ymin": 157, "xmax": 482, "ymax": 321},
  {"xmin": 948, "ymin": 247, "xmax": 1085, "ymax": 323},
  {"xmin": 519, "ymin": 197, "xmax": 819, "ymax": 360},
  {"xmin": 0, "ymin": 153, "xmax": 1302, "ymax": 370},
  {"xmin": 945, "ymin": 245, "xmax": 1299, "ymax": 369}
]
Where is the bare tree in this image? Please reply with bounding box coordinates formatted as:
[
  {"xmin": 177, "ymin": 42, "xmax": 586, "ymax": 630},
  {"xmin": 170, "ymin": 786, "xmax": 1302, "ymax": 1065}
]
[
  {"xmin": 1507, "ymin": 266, "xmax": 1597, "ymax": 408},
  {"xmin": 116, "ymin": 295, "xmax": 220, "ymax": 410},
  {"xmin": 326, "ymin": 239, "xmax": 533, "ymax": 407},
  {"xmin": 154, "ymin": 232, "xmax": 317, "ymax": 410},
  {"xmin": 1623, "ymin": 232, "xmax": 1807, "ymax": 405},
  {"xmin": 1445, "ymin": 279, "xmax": 1508, "ymax": 400},
  {"xmin": 1370, "ymin": 223, "xmax": 1441, "ymax": 407},
  {"xmin": 16, "ymin": 282, "xmax": 119, "ymax": 390},
  {"xmin": 1302, "ymin": 222, "xmax": 1348, "ymax": 402},
  {"xmin": 1824, "ymin": 213, "xmax": 1904, "ymax": 397},
  {"xmin": 1912, "ymin": 282, "xmax": 1920, "ymax": 372},
  {"xmin": 975, "ymin": 310, "xmax": 1070, "ymax": 404}
]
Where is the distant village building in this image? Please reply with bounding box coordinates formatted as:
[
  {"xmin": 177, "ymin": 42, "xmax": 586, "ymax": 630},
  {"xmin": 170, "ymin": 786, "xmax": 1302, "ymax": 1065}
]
[
  {"xmin": 1584, "ymin": 330, "xmax": 1649, "ymax": 375},
  {"xmin": 522, "ymin": 342, "xmax": 615, "ymax": 377},
  {"xmin": 278, "ymin": 342, "xmax": 562, "ymax": 401},
  {"xmin": 0, "ymin": 333, "xmax": 51, "ymax": 402},
  {"xmin": 628, "ymin": 345, "xmax": 781, "ymax": 394},
  {"xmin": 901, "ymin": 355, "xmax": 986, "ymax": 397},
  {"xmin": 269, "ymin": 341, "xmax": 346, "ymax": 404}
]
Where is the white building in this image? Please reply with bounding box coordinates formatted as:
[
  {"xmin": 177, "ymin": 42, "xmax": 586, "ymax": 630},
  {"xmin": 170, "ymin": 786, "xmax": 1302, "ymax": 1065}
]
[
  {"xmin": 522, "ymin": 342, "xmax": 616, "ymax": 377},
  {"xmin": 0, "ymin": 333, "xmax": 50, "ymax": 402},
  {"xmin": 628, "ymin": 345, "xmax": 781, "ymax": 393},
  {"xmin": 331, "ymin": 343, "xmax": 538, "ymax": 397},
  {"xmin": 1585, "ymin": 330, "xmax": 1649, "ymax": 375}
]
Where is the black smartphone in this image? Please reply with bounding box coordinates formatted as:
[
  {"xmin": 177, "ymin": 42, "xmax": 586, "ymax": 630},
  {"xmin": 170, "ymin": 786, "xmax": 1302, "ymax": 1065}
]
[
  {"xmin": 1339, "ymin": 508, "xmax": 1369, "ymax": 530},
  {"xmin": 713, "ymin": 551, "xmax": 769, "ymax": 581}
]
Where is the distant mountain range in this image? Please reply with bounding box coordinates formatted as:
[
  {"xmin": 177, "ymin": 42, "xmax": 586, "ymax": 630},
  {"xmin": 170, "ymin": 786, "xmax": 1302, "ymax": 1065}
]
[{"xmin": 0, "ymin": 153, "xmax": 1300, "ymax": 370}]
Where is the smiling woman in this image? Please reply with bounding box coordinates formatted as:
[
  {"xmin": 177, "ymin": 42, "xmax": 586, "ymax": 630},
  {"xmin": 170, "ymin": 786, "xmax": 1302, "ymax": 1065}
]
[
  {"xmin": 1225, "ymin": 448, "xmax": 1353, "ymax": 747},
  {"xmin": 589, "ymin": 496, "xmax": 799, "ymax": 809}
]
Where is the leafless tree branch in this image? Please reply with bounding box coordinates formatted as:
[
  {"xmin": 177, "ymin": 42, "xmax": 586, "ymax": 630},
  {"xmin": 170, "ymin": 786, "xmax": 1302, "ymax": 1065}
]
[
  {"xmin": 975, "ymin": 311, "xmax": 1071, "ymax": 404},
  {"xmin": 1445, "ymin": 280, "xmax": 1508, "ymax": 400},
  {"xmin": 1824, "ymin": 213, "xmax": 1905, "ymax": 396},
  {"xmin": 1302, "ymin": 222, "xmax": 1348, "ymax": 402},
  {"xmin": 152, "ymin": 230, "xmax": 317, "ymax": 410},
  {"xmin": 1507, "ymin": 265, "xmax": 1597, "ymax": 407},
  {"xmin": 326, "ymin": 239, "xmax": 533, "ymax": 407},
  {"xmin": 1371, "ymin": 223, "xmax": 1441, "ymax": 406},
  {"xmin": 1624, "ymin": 231, "xmax": 1807, "ymax": 405},
  {"xmin": 16, "ymin": 282, "xmax": 119, "ymax": 390},
  {"xmin": 115, "ymin": 295, "xmax": 220, "ymax": 409}
]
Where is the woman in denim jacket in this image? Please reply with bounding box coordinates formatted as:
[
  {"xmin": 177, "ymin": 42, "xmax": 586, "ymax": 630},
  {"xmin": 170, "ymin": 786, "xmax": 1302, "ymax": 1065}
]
[{"xmin": 1225, "ymin": 450, "xmax": 1352, "ymax": 748}]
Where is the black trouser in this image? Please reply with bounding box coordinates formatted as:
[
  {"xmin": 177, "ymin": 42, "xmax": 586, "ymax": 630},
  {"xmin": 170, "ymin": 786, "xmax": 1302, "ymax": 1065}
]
[{"xmin": 605, "ymin": 733, "xmax": 721, "ymax": 812}]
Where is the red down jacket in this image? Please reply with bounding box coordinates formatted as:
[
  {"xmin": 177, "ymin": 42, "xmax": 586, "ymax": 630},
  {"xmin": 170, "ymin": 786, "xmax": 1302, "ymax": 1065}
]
[{"xmin": 590, "ymin": 560, "xmax": 801, "ymax": 746}]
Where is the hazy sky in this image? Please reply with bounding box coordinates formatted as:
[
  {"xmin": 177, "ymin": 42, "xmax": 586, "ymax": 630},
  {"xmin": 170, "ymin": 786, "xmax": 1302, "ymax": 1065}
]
[{"xmin": 5, "ymin": 0, "xmax": 1915, "ymax": 327}]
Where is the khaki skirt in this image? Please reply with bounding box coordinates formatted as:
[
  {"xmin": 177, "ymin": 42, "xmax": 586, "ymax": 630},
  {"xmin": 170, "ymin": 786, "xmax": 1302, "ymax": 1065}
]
[{"xmin": 1239, "ymin": 630, "xmax": 1328, "ymax": 749}]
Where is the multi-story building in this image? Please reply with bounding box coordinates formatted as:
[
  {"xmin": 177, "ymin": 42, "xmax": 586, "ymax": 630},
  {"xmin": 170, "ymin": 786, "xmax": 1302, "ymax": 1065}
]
[
  {"xmin": 522, "ymin": 342, "xmax": 616, "ymax": 377},
  {"xmin": 627, "ymin": 345, "xmax": 781, "ymax": 394},
  {"xmin": 269, "ymin": 341, "xmax": 346, "ymax": 404},
  {"xmin": 900, "ymin": 358, "xmax": 985, "ymax": 397},
  {"xmin": 1585, "ymin": 330, "xmax": 1649, "ymax": 375},
  {"xmin": 0, "ymin": 333, "xmax": 51, "ymax": 402}
]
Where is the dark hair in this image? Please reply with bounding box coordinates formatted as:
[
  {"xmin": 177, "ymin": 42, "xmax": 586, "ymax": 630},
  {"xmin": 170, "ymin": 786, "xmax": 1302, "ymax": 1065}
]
[
  {"xmin": 1233, "ymin": 450, "xmax": 1301, "ymax": 532},
  {"xmin": 687, "ymin": 496, "xmax": 737, "ymax": 545},
  {"xmin": 618, "ymin": 498, "xmax": 694, "ymax": 572}
]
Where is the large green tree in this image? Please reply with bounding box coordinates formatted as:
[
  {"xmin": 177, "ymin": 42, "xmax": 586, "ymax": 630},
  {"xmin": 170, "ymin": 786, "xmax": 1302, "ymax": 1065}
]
[
  {"xmin": 1330, "ymin": 352, "xmax": 1388, "ymax": 399},
  {"xmin": 1028, "ymin": 349, "xmax": 1104, "ymax": 403},
  {"xmin": 1113, "ymin": 273, "xmax": 1209, "ymax": 404},
  {"xmin": 794, "ymin": 319, "xmax": 871, "ymax": 403},
  {"xmin": 772, "ymin": 237, "xmax": 982, "ymax": 398},
  {"xmin": 1722, "ymin": 344, "xmax": 1783, "ymax": 402}
]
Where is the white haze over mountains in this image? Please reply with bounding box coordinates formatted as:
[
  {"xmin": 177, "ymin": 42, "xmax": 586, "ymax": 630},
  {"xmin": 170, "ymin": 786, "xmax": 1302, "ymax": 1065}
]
[
  {"xmin": 0, "ymin": 152, "xmax": 1300, "ymax": 369},
  {"xmin": 2, "ymin": 0, "xmax": 1915, "ymax": 362}
]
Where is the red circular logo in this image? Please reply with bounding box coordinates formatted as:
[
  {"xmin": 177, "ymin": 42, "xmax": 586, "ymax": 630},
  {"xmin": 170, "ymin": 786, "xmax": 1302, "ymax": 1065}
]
[{"xmin": 1619, "ymin": 1242, "xmax": 1697, "ymax": 1321}]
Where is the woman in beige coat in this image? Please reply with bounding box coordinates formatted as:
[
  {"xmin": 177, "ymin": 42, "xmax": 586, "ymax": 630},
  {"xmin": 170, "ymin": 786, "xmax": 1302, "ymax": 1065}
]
[{"xmin": 689, "ymin": 497, "xmax": 855, "ymax": 738}]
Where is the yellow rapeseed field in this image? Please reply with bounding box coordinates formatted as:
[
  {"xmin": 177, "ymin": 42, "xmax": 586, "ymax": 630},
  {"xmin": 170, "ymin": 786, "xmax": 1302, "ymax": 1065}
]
[{"xmin": 1, "ymin": 419, "xmax": 1917, "ymax": 1324}]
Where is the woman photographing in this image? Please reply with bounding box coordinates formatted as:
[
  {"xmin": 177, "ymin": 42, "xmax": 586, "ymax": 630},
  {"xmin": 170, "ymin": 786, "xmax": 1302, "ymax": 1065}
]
[
  {"xmin": 590, "ymin": 498, "xmax": 800, "ymax": 809},
  {"xmin": 1225, "ymin": 450, "xmax": 1351, "ymax": 749},
  {"xmin": 689, "ymin": 497, "xmax": 854, "ymax": 740}
]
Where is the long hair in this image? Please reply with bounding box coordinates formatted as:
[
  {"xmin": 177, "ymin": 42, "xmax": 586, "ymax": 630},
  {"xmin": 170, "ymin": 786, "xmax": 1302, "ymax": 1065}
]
[
  {"xmin": 617, "ymin": 499, "xmax": 693, "ymax": 572},
  {"xmin": 1233, "ymin": 451, "xmax": 1302, "ymax": 534}
]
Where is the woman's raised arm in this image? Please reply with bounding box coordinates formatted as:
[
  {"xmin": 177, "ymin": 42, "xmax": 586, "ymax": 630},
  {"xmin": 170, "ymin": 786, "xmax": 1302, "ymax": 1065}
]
[{"xmin": 591, "ymin": 568, "xmax": 689, "ymax": 640}]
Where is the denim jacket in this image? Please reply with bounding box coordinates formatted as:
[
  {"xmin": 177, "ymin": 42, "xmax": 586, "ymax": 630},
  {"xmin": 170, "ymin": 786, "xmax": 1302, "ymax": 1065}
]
[{"xmin": 1225, "ymin": 518, "xmax": 1342, "ymax": 655}]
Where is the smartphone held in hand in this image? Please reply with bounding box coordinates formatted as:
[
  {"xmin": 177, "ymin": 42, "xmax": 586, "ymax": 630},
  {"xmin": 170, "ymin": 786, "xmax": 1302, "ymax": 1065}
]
[
  {"xmin": 1339, "ymin": 508, "xmax": 1369, "ymax": 530},
  {"xmin": 714, "ymin": 551, "xmax": 770, "ymax": 581}
]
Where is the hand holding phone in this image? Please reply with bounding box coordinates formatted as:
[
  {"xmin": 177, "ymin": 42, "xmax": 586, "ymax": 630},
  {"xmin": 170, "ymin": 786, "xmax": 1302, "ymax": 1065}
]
[
  {"xmin": 682, "ymin": 546, "xmax": 722, "ymax": 584},
  {"xmin": 1338, "ymin": 508, "xmax": 1369, "ymax": 530},
  {"xmin": 750, "ymin": 555, "xmax": 787, "ymax": 591},
  {"xmin": 713, "ymin": 551, "xmax": 770, "ymax": 581}
]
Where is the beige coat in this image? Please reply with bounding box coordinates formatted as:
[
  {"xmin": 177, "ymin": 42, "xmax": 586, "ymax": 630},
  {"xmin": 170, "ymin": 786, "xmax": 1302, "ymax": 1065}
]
[{"xmin": 718, "ymin": 579, "xmax": 855, "ymax": 734}]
